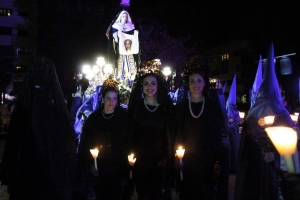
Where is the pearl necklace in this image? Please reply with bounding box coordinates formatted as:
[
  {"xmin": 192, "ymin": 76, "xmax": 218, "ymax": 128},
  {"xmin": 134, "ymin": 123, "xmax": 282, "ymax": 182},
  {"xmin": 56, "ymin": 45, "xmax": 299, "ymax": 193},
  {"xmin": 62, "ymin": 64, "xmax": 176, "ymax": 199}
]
[
  {"xmin": 189, "ymin": 97, "xmax": 205, "ymax": 118},
  {"xmin": 102, "ymin": 110, "xmax": 114, "ymax": 119},
  {"xmin": 144, "ymin": 98, "xmax": 159, "ymax": 112}
]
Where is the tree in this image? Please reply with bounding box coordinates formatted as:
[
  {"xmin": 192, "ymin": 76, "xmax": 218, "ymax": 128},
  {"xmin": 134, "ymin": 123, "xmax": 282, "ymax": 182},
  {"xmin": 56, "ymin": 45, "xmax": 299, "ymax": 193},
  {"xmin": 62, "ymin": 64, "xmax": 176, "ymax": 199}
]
[{"xmin": 136, "ymin": 18, "xmax": 196, "ymax": 88}]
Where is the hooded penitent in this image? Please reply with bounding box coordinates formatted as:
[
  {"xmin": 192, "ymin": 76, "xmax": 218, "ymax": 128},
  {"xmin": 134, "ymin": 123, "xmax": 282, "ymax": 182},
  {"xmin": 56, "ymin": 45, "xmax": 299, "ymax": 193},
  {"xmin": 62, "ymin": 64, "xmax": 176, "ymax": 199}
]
[
  {"xmin": 214, "ymin": 80, "xmax": 228, "ymax": 133},
  {"xmin": 234, "ymin": 43, "xmax": 296, "ymax": 200},
  {"xmin": 250, "ymin": 55, "xmax": 263, "ymax": 108},
  {"xmin": 226, "ymin": 75, "xmax": 240, "ymax": 123},
  {"xmin": 217, "ymin": 79, "xmax": 221, "ymax": 89},
  {"xmin": 226, "ymin": 75, "xmax": 240, "ymax": 173},
  {"xmin": 222, "ymin": 82, "xmax": 227, "ymax": 94},
  {"xmin": 245, "ymin": 43, "xmax": 293, "ymax": 140}
]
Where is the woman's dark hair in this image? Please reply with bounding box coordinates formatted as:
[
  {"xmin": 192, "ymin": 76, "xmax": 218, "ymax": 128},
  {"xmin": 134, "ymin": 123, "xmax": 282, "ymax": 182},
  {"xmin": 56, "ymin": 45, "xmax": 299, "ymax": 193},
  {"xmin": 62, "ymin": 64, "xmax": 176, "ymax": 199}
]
[
  {"xmin": 129, "ymin": 71, "xmax": 170, "ymax": 106},
  {"xmin": 100, "ymin": 86, "xmax": 121, "ymax": 109},
  {"xmin": 183, "ymin": 68, "xmax": 208, "ymax": 97},
  {"xmin": 100, "ymin": 78, "xmax": 120, "ymax": 108}
]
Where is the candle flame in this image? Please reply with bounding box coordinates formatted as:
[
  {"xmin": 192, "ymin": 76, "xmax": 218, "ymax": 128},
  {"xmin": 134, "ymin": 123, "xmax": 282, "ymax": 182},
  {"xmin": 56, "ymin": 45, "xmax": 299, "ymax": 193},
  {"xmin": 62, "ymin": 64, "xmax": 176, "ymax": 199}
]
[
  {"xmin": 264, "ymin": 115, "xmax": 275, "ymax": 126},
  {"xmin": 90, "ymin": 148, "xmax": 99, "ymax": 159},
  {"xmin": 128, "ymin": 153, "xmax": 136, "ymax": 166},
  {"xmin": 265, "ymin": 126, "xmax": 297, "ymax": 156},
  {"xmin": 290, "ymin": 114, "xmax": 298, "ymax": 123},
  {"xmin": 239, "ymin": 112, "xmax": 245, "ymax": 119},
  {"xmin": 176, "ymin": 146, "xmax": 185, "ymax": 159}
]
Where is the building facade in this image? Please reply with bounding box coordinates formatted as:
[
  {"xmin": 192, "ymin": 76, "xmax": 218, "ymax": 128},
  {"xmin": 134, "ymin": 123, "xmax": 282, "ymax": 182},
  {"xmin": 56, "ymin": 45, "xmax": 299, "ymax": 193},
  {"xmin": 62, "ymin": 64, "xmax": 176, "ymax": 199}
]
[
  {"xmin": 0, "ymin": 0, "xmax": 35, "ymax": 97},
  {"xmin": 204, "ymin": 38, "xmax": 299, "ymax": 113}
]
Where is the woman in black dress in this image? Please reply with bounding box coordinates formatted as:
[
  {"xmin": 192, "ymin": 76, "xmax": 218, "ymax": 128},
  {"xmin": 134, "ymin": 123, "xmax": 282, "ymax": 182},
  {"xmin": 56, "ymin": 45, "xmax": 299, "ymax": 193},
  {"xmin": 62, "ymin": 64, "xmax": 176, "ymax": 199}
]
[
  {"xmin": 77, "ymin": 78, "xmax": 128, "ymax": 200},
  {"xmin": 0, "ymin": 56, "xmax": 77, "ymax": 200},
  {"xmin": 127, "ymin": 71, "xmax": 174, "ymax": 200},
  {"xmin": 174, "ymin": 69, "xmax": 223, "ymax": 199}
]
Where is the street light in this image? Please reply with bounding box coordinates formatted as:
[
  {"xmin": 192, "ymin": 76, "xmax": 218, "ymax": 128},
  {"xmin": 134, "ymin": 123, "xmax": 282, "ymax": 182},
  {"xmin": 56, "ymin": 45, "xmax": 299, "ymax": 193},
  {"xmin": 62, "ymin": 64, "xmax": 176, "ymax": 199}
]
[
  {"xmin": 92, "ymin": 65, "xmax": 100, "ymax": 74},
  {"xmin": 162, "ymin": 66, "xmax": 172, "ymax": 90},
  {"xmin": 82, "ymin": 64, "xmax": 91, "ymax": 75},
  {"xmin": 96, "ymin": 57, "xmax": 105, "ymax": 66},
  {"xmin": 85, "ymin": 71, "xmax": 95, "ymax": 80},
  {"xmin": 162, "ymin": 67, "xmax": 171, "ymax": 77},
  {"xmin": 103, "ymin": 64, "xmax": 113, "ymax": 78},
  {"xmin": 81, "ymin": 57, "xmax": 112, "ymax": 98}
]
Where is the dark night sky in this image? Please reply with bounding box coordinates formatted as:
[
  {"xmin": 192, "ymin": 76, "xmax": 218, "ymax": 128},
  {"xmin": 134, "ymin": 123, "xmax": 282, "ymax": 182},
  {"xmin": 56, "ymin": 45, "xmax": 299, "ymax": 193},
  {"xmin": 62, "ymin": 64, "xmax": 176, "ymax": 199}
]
[
  {"xmin": 41, "ymin": 1, "xmax": 299, "ymax": 75},
  {"xmin": 129, "ymin": 1, "xmax": 300, "ymax": 55}
]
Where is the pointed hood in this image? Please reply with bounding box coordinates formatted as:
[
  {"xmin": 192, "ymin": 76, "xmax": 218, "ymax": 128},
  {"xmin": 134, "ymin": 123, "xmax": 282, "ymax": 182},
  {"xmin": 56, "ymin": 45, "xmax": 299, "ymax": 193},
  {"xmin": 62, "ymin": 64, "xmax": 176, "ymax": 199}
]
[
  {"xmin": 236, "ymin": 44, "xmax": 297, "ymax": 197},
  {"xmin": 250, "ymin": 55, "xmax": 263, "ymax": 108},
  {"xmin": 217, "ymin": 79, "xmax": 221, "ymax": 89},
  {"xmin": 242, "ymin": 43, "xmax": 293, "ymax": 141},
  {"xmin": 222, "ymin": 82, "xmax": 227, "ymax": 93},
  {"xmin": 226, "ymin": 75, "xmax": 240, "ymax": 121},
  {"xmin": 217, "ymin": 80, "xmax": 227, "ymax": 93},
  {"xmin": 256, "ymin": 43, "xmax": 283, "ymax": 106},
  {"xmin": 227, "ymin": 75, "xmax": 237, "ymax": 105}
]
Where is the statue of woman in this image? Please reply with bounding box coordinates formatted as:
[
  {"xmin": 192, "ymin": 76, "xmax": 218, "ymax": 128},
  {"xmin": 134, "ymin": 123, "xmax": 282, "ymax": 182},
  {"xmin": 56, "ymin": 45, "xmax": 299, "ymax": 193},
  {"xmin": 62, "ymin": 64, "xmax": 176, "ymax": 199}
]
[{"xmin": 106, "ymin": 11, "xmax": 140, "ymax": 81}]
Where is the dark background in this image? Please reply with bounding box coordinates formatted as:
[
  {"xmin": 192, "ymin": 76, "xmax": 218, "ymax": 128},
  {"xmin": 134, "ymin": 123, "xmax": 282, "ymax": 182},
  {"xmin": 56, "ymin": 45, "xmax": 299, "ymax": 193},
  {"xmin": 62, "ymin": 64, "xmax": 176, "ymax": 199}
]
[
  {"xmin": 24, "ymin": 1, "xmax": 299, "ymax": 69},
  {"xmin": 9, "ymin": 0, "xmax": 300, "ymax": 95}
]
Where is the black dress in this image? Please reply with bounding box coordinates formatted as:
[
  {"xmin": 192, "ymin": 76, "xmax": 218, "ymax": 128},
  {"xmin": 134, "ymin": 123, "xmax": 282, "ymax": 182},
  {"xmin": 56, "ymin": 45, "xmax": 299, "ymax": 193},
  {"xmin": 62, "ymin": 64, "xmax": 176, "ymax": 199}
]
[
  {"xmin": 174, "ymin": 98, "xmax": 222, "ymax": 199},
  {"xmin": 77, "ymin": 107, "xmax": 127, "ymax": 200},
  {"xmin": 128, "ymin": 99, "xmax": 173, "ymax": 199},
  {"xmin": 0, "ymin": 56, "xmax": 77, "ymax": 200}
]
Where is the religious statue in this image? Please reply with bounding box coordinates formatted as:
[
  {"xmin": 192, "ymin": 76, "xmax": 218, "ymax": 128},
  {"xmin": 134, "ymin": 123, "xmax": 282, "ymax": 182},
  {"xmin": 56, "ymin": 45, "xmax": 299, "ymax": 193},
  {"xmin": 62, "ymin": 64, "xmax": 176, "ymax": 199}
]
[{"xmin": 106, "ymin": 10, "xmax": 140, "ymax": 81}]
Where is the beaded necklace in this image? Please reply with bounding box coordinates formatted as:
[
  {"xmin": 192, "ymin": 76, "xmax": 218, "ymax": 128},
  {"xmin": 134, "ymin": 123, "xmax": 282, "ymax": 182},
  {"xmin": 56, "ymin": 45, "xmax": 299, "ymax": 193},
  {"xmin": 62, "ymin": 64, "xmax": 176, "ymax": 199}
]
[
  {"xmin": 144, "ymin": 98, "xmax": 159, "ymax": 112},
  {"xmin": 188, "ymin": 97, "xmax": 205, "ymax": 118},
  {"xmin": 102, "ymin": 110, "xmax": 114, "ymax": 119}
]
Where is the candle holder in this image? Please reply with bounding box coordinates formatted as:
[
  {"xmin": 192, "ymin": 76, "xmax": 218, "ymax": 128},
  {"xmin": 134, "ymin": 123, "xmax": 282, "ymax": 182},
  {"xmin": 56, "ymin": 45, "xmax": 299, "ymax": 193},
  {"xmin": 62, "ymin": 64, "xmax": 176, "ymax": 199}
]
[
  {"xmin": 176, "ymin": 146, "xmax": 185, "ymax": 180},
  {"xmin": 90, "ymin": 148, "xmax": 99, "ymax": 170},
  {"xmin": 128, "ymin": 153, "xmax": 136, "ymax": 179},
  {"xmin": 265, "ymin": 126, "xmax": 297, "ymax": 173}
]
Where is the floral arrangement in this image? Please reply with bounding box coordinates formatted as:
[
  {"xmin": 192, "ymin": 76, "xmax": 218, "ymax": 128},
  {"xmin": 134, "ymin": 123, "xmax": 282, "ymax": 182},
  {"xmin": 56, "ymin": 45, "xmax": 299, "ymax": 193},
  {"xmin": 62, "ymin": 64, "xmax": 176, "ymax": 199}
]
[{"xmin": 116, "ymin": 77, "xmax": 133, "ymax": 105}]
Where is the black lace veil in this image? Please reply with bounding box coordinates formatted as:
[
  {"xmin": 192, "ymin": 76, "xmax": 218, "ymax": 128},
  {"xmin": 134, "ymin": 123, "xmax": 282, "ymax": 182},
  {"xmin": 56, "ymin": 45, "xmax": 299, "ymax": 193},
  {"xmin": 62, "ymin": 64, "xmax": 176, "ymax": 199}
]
[{"xmin": 1, "ymin": 56, "xmax": 76, "ymax": 199}]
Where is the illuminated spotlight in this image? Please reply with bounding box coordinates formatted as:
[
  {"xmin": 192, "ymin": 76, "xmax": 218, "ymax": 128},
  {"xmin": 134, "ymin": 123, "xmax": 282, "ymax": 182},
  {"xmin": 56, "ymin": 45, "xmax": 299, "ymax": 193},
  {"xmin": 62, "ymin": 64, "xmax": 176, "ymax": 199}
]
[{"xmin": 162, "ymin": 67, "xmax": 171, "ymax": 76}]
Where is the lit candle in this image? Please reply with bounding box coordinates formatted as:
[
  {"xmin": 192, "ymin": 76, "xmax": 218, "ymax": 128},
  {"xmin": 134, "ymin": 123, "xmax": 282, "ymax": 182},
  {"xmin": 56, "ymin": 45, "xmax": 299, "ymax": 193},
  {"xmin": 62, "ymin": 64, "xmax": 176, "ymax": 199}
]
[
  {"xmin": 264, "ymin": 115, "xmax": 275, "ymax": 126},
  {"xmin": 90, "ymin": 148, "xmax": 99, "ymax": 170},
  {"xmin": 265, "ymin": 126, "xmax": 297, "ymax": 173},
  {"xmin": 290, "ymin": 114, "xmax": 298, "ymax": 124},
  {"xmin": 176, "ymin": 146, "xmax": 185, "ymax": 180},
  {"xmin": 239, "ymin": 112, "xmax": 245, "ymax": 119},
  {"xmin": 128, "ymin": 154, "xmax": 136, "ymax": 179}
]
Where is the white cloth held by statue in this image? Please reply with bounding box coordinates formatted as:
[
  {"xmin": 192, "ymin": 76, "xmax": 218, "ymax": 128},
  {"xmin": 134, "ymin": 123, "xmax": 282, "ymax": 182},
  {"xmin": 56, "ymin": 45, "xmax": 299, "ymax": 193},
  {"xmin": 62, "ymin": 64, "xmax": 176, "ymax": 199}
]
[{"xmin": 118, "ymin": 30, "xmax": 139, "ymax": 55}]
